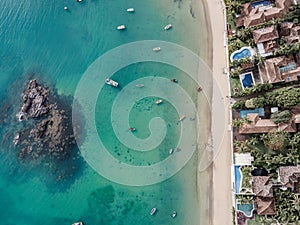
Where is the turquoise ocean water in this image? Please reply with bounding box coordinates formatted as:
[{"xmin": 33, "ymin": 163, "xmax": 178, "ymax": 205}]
[{"xmin": 0, "ymin": 0, "xmax": 211, "ymax": 224}]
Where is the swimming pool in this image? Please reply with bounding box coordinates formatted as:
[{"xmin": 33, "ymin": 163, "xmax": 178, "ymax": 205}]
[
  {"xmin": 237, "ymin": 203, "xmax": 254, "ymax": 217},
  {"xmin": 235, "ymin": 165, "xmax": 242, "ymax": 194},
  {"xmin": 240, "ymin": 108, "xmax": 265, "ymax": 118},
  {"xmin": 240, "ymin": 73, "xmax": 254, "ymax": 89},
  {"xmin": 230, "ymin": 47, "xmax": 254, "ymax": 62},
  {"xmin": 251, "ymin": 0, "xmax": 270, "ymax": 8}
]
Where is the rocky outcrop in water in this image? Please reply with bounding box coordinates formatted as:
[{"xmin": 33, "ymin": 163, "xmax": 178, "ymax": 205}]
[
  {"xmin": 20, "ymin": 79, "xmax": 50, "ymax": 119},
  {"xmin": 15, "ymin": 79, "xmax": 77, "ymax": 160}
]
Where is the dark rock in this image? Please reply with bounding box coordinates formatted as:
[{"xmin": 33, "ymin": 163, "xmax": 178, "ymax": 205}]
[
  {"xmin": 19, "ymin": 79, "xmax": 50, "ymax": 119},
  {"xmin": 15, "ymin": 79, "xmax": 77, "ymax": 160}
]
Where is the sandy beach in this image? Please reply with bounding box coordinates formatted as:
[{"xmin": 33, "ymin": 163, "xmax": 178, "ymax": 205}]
[{"xmin": 201, "ymin": 0, "xmax": 233, "ymax": 224}]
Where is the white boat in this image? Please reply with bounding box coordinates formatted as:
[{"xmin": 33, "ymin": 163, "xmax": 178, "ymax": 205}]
[
  {"xmin": 179, "ymin": 115, "xmax": 185, "ymax": 121},
  {"xmin": 169, "ymin": 148, "xmax": 173, "ymax": 155},
  {"xmin": 72, "ymin": 222, "xmax": 83, "ymax": 225},
  {"xmin": 105, "ymin": 78, "xmax": 119, "ymax": 87},
  {"xmin": 164, "ymin": 24, "xmax": 172, "ymax": 30},
  {"xmin": 155, "ymin": 99, "xmax": 163, "ymax": 105},
  {"xmin": 150, "ymin": 207, "xmax": 157, "ymax": 215},
  {"xmin": 135, "ymin": 84, "xmax": 144, "ymax": 88},
  {"xmin": 171, "ymin": 211, "xmax": 177, "ymax": 218},
  {"xmin": 117, "ymin": 25, "xmax": 126, "ymax": 30},
  {"xmin": 127, "ymin": 8, "xmax": 135, "ymax": 12},
  {"xmin": 153, "ymin": 47, "xmax": 161, "ymax": 52}
]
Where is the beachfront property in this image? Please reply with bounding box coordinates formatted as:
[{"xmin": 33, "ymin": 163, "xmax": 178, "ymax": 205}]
[
  {"xmin": 238, "ymin": 112, "xmax": 297, "ymax": 134},
  {"xmin": 259, "ymin": 55, "xmax": 300, "ymax": 83},
  {"xmin": 236, "ymin": 0, "xmax": 294, "ymax": 28},
  {"xmin": 252, "ymin": 26, "xmax": 279, "ymax": 57},
  {"xmin": 226, "ymin": 0, "xmax": 300, "ymax": 224}
]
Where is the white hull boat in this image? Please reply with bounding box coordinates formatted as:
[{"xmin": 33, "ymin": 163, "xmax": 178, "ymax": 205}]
[
  {"xmin": 153, "ymin": 47, "xmax": 161, "ymax": 52},
  {"xmin": 72, "ymin": 222, "xmax": 84, "ymax": 225},
  {"xmin": 150, "ymin": 207, "xmax": 157, "ymax": 215},
  {"xmin": 127, "ymin": 8, "xmax": 135, "ymax": 12},
  {"xmin": 135, "ymin": 84, "xmax": 144, "ymax": 88},
  {"xmin": 179, "ymin": 115, "xmax": 185, "ymax": 121},
  {"xmin": 171, "ymin": 211, "xmax": 177, "ymax": 218},
  {"xmin": 164, "ymin": 24, "xmax": 172, "ymax": 30},
  {"xmin": 117, "ymin": 25, "xmax": 126, "ymax": 30},
  {"xmin": 105, "ymin": 78, "xmax": 119, "ymax": 87},
  {"xmin": 155, "ymin": 99, "xmax": 163, "ymax": 105}
]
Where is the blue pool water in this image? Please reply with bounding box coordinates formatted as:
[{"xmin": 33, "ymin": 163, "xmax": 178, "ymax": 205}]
[
  {"xmin": 237, "ymin": 203, "xmax": 254, "ymax": 217},
  {"xmin": 240, "ymin": 108, "xmax": 265, "ymax": 118},
  {"xmin": 235, "ymin": 166, "xmax": 241, "ymax": 194},
  {"xmin": 241, "ymin": 73, "xmax": 254, "ymax": 88},
  {"xmin": 232, "ymin": 48, "xmax": 252, "ymax": 61},
  {"xmin": 251, "ymin": 0, "xmax": 270, "ymax": 8}
]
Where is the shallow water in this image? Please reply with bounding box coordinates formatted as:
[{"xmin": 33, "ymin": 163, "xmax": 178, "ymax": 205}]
[{"xmin": 0, "ymin": 0, "xmax": 211, "ymax": 224}]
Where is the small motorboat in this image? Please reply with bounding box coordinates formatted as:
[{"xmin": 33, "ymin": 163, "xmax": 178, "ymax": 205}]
[
  {"xmin": 150, "ymin": 207, "xmax": 157, "ymax": 215},
  {"xmin": 164, "ymin": 24, "xmax": 172, "ymax": 30},
  {"xmin": 127, "ymin": 8, "xmax": 135, "ymax": 12},
  {"xmin": 179, "ymin": 115, "xmax": 185, "ymax": 121},
  {"xmin": 129, "ymin": 127, "xmax": 136, "ymax": 131},
  {"xmin": 117, "ymin": 25, "xmax": 126, "ymax": 30},
  {"xmin": 169, "ymin": 148, "xmax": 173, "ymax": 155},
  {"xmin": 72, "ymin": 222, "xmax": 84, "ymax": 225},
  {"xmin": 64, "ymin": 6, "xmax": 68, "ymax": 10},
  {"xmin": 171, "ymin": 211, "xmax": 177, "ymax": 218},
  {"xmin": 170, "ymin": 78, "xmax": 178, "ymax": 83},
  {"xmin": 135, "ymin": 84, "xmax": 144, "ymax": 88},
  {"xmin": 197, "ymin": 86, "xmax": 202, "ymax": 92},
  {"xmin": 105, "ymin": 78, "xmax": 119, "ymax": 87},
  {"xmin": 153, "ymin": 47, "xmax": 161, "ymax": 52},
  {"xmin": 155, "ymin": 99, "xmax": 163, "ymax": 105}
]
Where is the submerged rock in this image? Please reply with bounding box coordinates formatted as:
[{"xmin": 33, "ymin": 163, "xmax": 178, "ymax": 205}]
[
  {"xmin": 15, "ymin": 79, "xmax": 77, "ymax": 160},
  {"xmin": 19, "ymin": 79, "xmax": 50, "ymax": 119}
]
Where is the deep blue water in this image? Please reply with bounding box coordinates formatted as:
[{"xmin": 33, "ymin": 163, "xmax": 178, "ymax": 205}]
[
  {"xmin": 235, "ymin": 165, "xmax": 241, "ymax": 194},
  {"xmin": 0, "ymin": 0, "xmax": 210, "ymax": 225},
  {"xmin": 241, "ymin": 73, "xmax": 254, "ymax": 88}
]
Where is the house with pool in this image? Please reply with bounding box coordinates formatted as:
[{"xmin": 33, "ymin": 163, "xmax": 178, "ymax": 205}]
[
  {"xmin": 259, "ymin": 55, "xmax": 300, "ymax": 83},
  {"xmin": 230, "ymin": 47, "xmax": 258, "ymax": 90},
  {"xmin": 235, "ymin": 0, "xmax": 294, "ymax": 28},
  {"xmin": 252, "ymin": 26, "xmax": 279, "ymax": 57}
]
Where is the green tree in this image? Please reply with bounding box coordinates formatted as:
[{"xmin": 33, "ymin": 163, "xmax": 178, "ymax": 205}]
[
  {"xmin": 270, "ymin": 110, "xmax": 291, "ymax": 124},
  {"xmin": 232, "ymin": 100, "xmax": 246, "ymax": 109},
  {"xmin": 245, "ymin": 99, "xmax": 255, "ymax": 108},
  {"xmin": 260, "ymin": 132, "xmax": 290, "ymax": 151}
]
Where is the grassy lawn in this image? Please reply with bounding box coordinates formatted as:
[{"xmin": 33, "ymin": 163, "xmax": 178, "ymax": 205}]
[
  {"xmin": 227, "ymin": 12, "xmax": 237, "ymax": 30},
  {"xmin": 230, "ymin": 76, "xmax": 243, "ymax": 96},
  {"xmin": 250, "ymin": 143, "xmax": 271, "ymax": 154},
  {"xmin": 240, "ymin": 166, "xmax": 252, "ymax": 192},
  {"xmin": 248, "ymin": 215, "xmax": 273, "ymax": 225}
]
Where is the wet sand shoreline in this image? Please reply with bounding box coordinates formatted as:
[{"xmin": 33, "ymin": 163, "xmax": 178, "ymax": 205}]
[{"xmin": 200, "ymin": 0, "xmax": 233, "ymax": 224}]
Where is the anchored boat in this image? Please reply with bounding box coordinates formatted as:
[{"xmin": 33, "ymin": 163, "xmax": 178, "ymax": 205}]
[
  {"xmin": 164, "ymin": 24, "xmax": 172, "ymax": 30},
  {"xmin": 155, "ymin": 99, "xmax": 163, "ymax": 105},
  {"xmin": 117, "ymin": 25, "xmax": 126, "ymax": 30},
  {"xmin": 150, "ymin": 207, "xmax": 157, "ymax": 215},
  {"xmin": 153, "ymin": 47, "xmax": 161, "ymax": 52},
  {"xmin": 171, "ymin": 211, "xmax": 177, "ymax": 218},
  {"xmin": 105, "ymin": 78, "xmax": 119, "ymax": 87},
  {"xmin": 127, "ymin": 8, "xmax": 135, "ymax": 12},
  {"xmin": 72, "ymin": 222, "xmax": 84, "ymax": 225},
  {"xmin": 179, "ymin": 115, "xmax": 185, "ymax": 121}
]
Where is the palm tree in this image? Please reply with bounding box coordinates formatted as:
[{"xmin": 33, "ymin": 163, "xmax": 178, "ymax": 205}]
[{"xmin": 248, "ymin": 136, "xmax": 259, "ymax": 146}]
